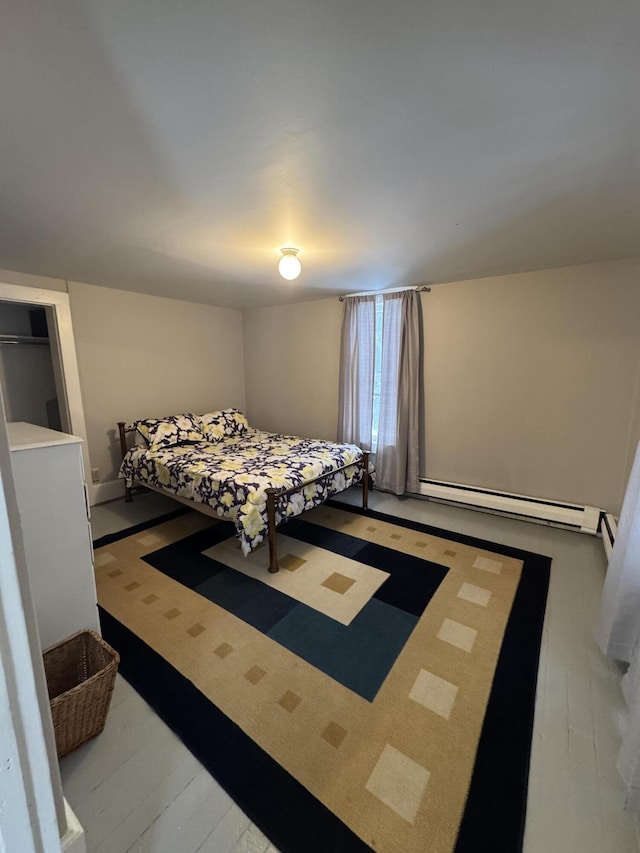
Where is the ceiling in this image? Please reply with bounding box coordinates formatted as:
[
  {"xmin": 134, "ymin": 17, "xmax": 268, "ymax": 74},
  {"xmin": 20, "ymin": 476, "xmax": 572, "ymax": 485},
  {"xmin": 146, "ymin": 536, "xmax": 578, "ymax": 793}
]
[{"xmin": 2, "ymin": 1, "xmax": 639, "ymax": 309}]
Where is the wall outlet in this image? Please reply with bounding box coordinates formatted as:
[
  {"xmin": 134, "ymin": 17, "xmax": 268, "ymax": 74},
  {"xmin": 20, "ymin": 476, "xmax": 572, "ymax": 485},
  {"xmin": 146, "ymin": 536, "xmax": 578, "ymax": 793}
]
[{"xmin": 91, "ymin": 468, "xmax": 100, "ymax": 484}]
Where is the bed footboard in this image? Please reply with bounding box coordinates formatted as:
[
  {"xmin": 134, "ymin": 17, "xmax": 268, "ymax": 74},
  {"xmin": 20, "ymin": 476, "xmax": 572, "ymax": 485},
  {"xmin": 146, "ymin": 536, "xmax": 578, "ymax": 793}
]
[{"xmin": 265, "ymin": 451, "xmax": 369, "ymax": 573}]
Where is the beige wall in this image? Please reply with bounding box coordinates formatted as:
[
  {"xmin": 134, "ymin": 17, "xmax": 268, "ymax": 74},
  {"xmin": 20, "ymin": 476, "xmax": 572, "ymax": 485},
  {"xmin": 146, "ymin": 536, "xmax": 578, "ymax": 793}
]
[
  {"xmin": 68, "ymin": 281, "xmax": 245, "ymax": 483},
  {"xmin": 3, "ymin": 259, "xmax": 639, "ymax": 514},
  {"xmin": 424, "ymin": 260, "xmax": 640, "ymax": 513},
  {"xmin": 243, "ymin": 298, "xmax": 343, "ymax": 440},
  {"xmin": 0, "ymin": 268, "xmax": 67, "ymax": 293},
  {"xmin": 244, "ymin": 259, "xmax": 640, "ymax": 514}
]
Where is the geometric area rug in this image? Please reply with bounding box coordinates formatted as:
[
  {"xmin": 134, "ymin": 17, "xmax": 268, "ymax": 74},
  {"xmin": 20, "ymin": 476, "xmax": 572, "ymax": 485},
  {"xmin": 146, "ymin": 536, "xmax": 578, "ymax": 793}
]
[{"xmin": 94, "ymin": 501, "xmax": 551, "ymax": 853}]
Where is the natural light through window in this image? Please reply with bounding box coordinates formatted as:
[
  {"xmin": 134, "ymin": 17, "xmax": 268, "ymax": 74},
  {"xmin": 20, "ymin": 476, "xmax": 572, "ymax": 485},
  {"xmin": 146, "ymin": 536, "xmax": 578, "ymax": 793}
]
[{"xmin": 371, "ymin": 296, "xmax": 384, "ymax": 453}]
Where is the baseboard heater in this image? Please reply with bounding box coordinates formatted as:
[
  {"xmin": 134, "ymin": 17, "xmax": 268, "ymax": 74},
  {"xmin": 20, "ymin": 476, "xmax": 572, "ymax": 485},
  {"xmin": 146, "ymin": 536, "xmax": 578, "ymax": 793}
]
[{"xmin": 418, "ymin": 478, "xmax": 602, "ymax": 535}]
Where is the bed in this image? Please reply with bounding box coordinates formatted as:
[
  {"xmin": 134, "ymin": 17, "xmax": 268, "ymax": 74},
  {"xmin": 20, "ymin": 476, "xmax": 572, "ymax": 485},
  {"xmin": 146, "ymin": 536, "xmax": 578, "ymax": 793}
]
[{"xmin": 117, "ymin": 409, "xmax": 370, "ymax": 573}]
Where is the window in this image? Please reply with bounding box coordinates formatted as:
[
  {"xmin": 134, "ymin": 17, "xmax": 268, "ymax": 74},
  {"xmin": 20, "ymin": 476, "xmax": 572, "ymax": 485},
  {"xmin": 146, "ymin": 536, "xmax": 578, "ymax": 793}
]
[
  {"xmin": 371, "ymin": 296, "xmax": 384, "ymax": 453},
  {"xmin": 337, "ymin": 290, "xmax": 421, "ymax": 495}
]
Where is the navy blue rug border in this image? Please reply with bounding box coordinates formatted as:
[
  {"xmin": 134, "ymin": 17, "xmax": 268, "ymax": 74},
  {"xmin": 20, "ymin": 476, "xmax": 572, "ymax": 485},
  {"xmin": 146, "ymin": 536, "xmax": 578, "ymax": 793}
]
[
  {"xmin": 97, "ymin": 502, "xmax": 551, "ymax": 853},
  {"xmin": 99, "ymin": 606, "xmax": 372, "ymax": 852},
  {"xmin": 93, "ymin": 505, "xmax": 191, "ymax": 549}
]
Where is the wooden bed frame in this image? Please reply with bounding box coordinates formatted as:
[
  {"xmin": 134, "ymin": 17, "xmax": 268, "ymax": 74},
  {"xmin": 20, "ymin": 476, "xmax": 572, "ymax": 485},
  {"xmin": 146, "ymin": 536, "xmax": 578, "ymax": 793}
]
[{"xmin": 117, "ymin": 421, "xmax": 369, "ymax": 573}]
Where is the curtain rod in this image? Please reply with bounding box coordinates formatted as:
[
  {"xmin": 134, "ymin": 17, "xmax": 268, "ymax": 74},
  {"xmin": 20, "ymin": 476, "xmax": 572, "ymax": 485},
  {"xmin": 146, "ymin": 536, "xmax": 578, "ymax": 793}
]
[{"xmin": 338, "ymin": 285, "xmax": 431, "ymax": 301}]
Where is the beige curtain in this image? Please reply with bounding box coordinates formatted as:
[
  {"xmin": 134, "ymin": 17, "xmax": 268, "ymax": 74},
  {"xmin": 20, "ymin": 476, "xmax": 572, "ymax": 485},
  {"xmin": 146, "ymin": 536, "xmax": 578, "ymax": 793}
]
[
  {"xmin": 376, "ymin": 290, "xmax": 421, "ymax": 494},
  {"xmin": 337, "ymin": 289, "xmax": 421, "ymax": 495},
  {"xmin": 337, "ymin": 296, "xmax": 376, "ymax": 451}
]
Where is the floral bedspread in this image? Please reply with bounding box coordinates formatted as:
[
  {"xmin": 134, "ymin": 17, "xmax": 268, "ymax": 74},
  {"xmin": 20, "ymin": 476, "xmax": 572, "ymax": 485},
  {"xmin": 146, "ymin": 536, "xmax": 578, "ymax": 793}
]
[{"xmin": 119, "ymin": 430, "xmax": 365, "ymax": 555}]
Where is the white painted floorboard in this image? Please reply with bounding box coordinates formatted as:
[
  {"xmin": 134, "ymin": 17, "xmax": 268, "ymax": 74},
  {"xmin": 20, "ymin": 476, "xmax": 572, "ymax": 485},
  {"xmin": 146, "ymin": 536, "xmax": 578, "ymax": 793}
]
[{"xmin": 59, "ymin": 488, "xmax": 640, "ymax": 852}]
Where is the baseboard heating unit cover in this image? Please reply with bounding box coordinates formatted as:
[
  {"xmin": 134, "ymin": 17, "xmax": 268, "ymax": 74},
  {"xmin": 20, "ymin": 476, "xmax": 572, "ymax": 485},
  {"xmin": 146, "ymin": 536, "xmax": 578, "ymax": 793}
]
[{"xmin": 418, "ymin": 479, "xmax": 601, "ymax": 534}]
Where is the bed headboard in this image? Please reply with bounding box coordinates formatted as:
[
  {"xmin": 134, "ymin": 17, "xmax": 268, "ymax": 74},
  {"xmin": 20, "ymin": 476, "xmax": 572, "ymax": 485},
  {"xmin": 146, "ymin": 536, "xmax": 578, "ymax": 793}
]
[{"xmin": 116, "ymin": 421, "xmax": 136, "ymax": 463}]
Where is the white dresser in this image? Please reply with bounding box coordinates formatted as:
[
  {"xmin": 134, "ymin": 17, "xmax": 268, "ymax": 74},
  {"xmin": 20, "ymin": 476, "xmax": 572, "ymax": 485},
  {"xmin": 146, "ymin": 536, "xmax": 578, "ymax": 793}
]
[{"xmin": 7, "ymin": 421, "xmax": 99, "ymax": 650}]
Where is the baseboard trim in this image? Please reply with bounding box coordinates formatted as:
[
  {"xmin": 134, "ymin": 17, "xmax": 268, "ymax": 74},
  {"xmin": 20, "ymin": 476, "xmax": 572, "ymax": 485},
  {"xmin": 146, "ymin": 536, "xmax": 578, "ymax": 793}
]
[
  {"xmin": 93, "ymin": 479, "xmax": 125, "ymax": 505},
  {"xmin": 61, "ymin": 799, "xmax": 86, "ymax": 853}
]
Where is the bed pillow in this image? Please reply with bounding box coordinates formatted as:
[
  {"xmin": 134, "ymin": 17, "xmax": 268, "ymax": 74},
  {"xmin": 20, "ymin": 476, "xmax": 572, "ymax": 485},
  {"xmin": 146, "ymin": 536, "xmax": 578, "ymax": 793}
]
[
  {"xmin": 200, "ymin": 408, "xmax": 249, "ymax": 442},
  {"xmin": 135, "ymin": 413, "xmax": 205, "ymax": 450}
]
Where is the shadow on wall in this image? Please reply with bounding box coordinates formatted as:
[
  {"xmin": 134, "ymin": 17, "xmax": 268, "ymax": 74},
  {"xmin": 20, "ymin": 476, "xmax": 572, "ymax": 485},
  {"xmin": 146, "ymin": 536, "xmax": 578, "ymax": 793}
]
[{"xmin": 107, "ymin": 427, "xmax": 123, "ymax": 482}]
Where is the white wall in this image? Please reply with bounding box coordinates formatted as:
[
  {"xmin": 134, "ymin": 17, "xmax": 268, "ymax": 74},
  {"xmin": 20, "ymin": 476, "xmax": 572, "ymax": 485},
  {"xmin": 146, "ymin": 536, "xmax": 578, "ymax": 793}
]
[
  {"xmin": 68, "ymin": 281, "xmax": 246, "ymax": 486},
  {"xmin": 0, "ymin": 345, "xmax": 59, "ymax": 428},
  {"xmin": 243, "ymin": 259, "xmax": 640, "ymax": 515},
  {"xmin": 243, "ymin": 298, "xmax": 343, "ymax": 440}
]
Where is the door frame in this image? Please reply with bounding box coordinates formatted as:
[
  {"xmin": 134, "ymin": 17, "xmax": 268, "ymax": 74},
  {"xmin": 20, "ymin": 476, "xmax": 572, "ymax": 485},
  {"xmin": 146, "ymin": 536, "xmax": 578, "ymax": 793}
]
[
  {"xmin": 0, "ymin": 390, "xmax": 67, "ymax": 850},
  {"xmin": 0, "ymin": 282, "xmax": 93, "ymax": 503}
]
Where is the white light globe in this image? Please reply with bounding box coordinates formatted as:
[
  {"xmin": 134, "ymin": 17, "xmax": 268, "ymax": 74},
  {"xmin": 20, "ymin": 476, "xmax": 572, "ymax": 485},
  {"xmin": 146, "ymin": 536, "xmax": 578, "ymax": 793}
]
[{"xmin": 278, "ymin": 248, "xmax": 301, "ymax": 280}]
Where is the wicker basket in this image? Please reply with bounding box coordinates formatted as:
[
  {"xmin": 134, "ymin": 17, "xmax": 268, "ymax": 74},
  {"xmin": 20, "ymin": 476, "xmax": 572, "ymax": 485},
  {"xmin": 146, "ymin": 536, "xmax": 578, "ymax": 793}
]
[{"xmin": 44, "ymin": 629, "xmax": 120, "ymax": 759}]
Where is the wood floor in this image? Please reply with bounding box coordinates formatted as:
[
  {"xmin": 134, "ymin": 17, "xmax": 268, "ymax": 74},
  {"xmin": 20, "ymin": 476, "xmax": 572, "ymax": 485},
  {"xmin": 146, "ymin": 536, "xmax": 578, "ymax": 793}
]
[{"xmin": 60, "ymin": 488, "xmax": 640, "ymax": 853}]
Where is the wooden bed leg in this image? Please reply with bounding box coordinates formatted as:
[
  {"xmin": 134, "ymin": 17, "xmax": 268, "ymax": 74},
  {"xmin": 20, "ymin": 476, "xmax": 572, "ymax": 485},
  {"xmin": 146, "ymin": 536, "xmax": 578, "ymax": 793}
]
[
  {"xmin": 124, "ymin": 485, "xmax": 133, "ymax": 503},
  {"xmin": 362, "ymin": 452, "xmax": 370, "ymax": 510},
  {"xmin": 266, "ymin": 488, "xmax": 279, "ymax": 573}
]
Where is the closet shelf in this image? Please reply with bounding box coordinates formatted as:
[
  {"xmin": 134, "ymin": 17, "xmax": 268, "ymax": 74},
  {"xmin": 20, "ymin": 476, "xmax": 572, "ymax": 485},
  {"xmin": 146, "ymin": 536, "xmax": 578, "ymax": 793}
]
[{"xmin": 0, "ymin": 333, "xmax": 50, "ymax": 346}]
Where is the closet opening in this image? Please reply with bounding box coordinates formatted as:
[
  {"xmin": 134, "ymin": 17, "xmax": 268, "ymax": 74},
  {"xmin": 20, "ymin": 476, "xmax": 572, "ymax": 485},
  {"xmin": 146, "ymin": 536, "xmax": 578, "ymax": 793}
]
[
  {"xmin": 0, "ymin": 280, "xmax": 92, "ymax": 503},
  {"xmin": 0, "ymin": 301, "xmax": 63, "ymax": 431}
]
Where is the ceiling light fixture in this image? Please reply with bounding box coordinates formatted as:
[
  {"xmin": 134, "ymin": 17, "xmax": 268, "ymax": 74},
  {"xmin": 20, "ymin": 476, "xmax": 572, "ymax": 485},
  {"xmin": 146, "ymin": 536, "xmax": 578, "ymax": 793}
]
[{"xmin": 278, "ymin": 247, "xmax": 301, "ymax": 281}]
